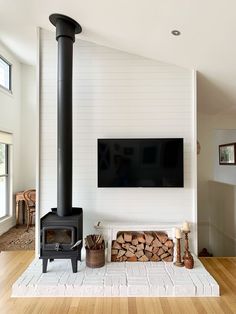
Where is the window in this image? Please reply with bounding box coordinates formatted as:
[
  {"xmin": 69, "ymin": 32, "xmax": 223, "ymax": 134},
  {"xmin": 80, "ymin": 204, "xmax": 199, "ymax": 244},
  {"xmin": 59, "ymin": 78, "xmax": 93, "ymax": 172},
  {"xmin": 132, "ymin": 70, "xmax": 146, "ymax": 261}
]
[
  {"xmin": 0, "ymin": 132, "xmax": 12, "ymax": 219},
  {"xmin": 0, "ymin": 143, "xmax": 9, "ymax": 218},
  {"xmin": 0, "ymin": 56, "xmax": 12, "ymax": 92}
]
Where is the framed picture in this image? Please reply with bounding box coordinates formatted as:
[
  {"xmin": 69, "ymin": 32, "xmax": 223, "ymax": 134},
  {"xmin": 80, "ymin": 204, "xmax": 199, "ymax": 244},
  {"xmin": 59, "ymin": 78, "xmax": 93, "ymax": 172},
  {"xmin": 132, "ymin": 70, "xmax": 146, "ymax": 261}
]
[{"xmin": 219, "ymin": 143, "xmax": 236, "ymax": 165}]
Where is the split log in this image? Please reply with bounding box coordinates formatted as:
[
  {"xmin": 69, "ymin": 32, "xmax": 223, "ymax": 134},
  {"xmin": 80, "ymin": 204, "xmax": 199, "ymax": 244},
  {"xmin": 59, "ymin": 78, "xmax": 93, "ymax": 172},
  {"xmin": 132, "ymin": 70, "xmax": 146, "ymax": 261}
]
[
  {"xmin": 152, "ymin": 247, "xmax": 159, "ymax": 254},
  {"xmin": 86, "ymin": 235, "xmax": 95, "ymax": 249},
  {"xmin": 125, "ymin": 250, "xmax": 135, "ymax": 258},
  {"xmin": 136, "ymin": 243, "xmax": 144, "ymax": 251},
  {"xmin": 122, "ymin": 243, "xmax": 131, "ymax": 250},
  {"xmin": 157, "ymin": 248, "xmax": 165, "ymax": 256},
  {"xmin": 137, "ymin": 233, "xmax": 146, "ymax": 243},
  {"xmin": 163, "ymin": 255, "xmax": 173, "ymax": 262},
  {"xmin": 145, "ymin": 232, "xmax": 154, "ymax": 245},
  {"xmin": 124, "ymin": 232, "xmax": 132, "ymax": 242},
  {"xmin": 111, "ymin": 254, "xmax": 117, "ymax": 262},
  {"xmin": 145, "ymin": 251, "xmax": 153, "ymax": 259},
  {"xmin": 117, "ymin": 234, "xmax": 125, "ymax": 244},
  {"xmin": 127, "ymin": 256, "xmax": 137, "ymax": 262},
  {"xmin": 131, "ymin": 238, "xmax": 139, "ymax": 246},
  {"xmin": 145, "ymin": 244, "xmax": 153, "ymax": 252},
  {"xmin": 155, "ymin": 231, "xmax": 168, "ymax": 244},
  {"xmin": 128, "ymin": 247, "xmax": 135, "ymax": 254},
  {"xmin": 152, "ymin": 238, "xmax": 163, "ymax": 247},
  {"xmin": 160, "ymin": 253, "xmax": 170, "ymax": 259},
  {"xmin": 95, "ymin": 234, "xmax": 103, "ymax": 245},
  {"xmin": 129, "ymin": 245, "xmax": 137, "ymax": 252},
  {"xmin": 150, "ymin": 254, "xmax": 160, "ymax": 262},
  {"xmin": 162, "ymin": 245, "xmax": 169, "ymax": 252},
  {"xmin": 135, "ymin": 250, "xmax": 144, "ymax": 258},
  {"xmin": 112, "ymin": 241, "xmax": 122, "ymax": 250},
  {"xmin": 165, "ymin": 240, "xmax": 174, "ymax": 248},
  {"xmin": 117, "ymin": 249, "xmax": 126, "ymax": 258},
  {"xmin": 85, "ymin": 234, "xmax": 105, "ymax": 250},
  {"xmin": 138, "ymin": 255, "xmax": 149, "ymax": 262}
]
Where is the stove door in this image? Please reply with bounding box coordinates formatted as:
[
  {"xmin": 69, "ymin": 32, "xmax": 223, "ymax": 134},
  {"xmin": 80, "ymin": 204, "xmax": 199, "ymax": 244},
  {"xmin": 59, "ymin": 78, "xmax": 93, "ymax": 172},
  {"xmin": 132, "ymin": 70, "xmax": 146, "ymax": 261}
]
[{"xmin": 42, "ymin": 226, "xmax": 75, "ymax": 251}]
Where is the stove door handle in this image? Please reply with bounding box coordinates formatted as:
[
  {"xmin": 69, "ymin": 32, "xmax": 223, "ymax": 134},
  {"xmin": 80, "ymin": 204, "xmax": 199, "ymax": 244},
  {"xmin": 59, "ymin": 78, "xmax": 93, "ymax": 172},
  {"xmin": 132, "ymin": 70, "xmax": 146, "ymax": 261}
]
[{"xmin": 55, "ymin": 243, "xmax": 62, "ymax": 251}]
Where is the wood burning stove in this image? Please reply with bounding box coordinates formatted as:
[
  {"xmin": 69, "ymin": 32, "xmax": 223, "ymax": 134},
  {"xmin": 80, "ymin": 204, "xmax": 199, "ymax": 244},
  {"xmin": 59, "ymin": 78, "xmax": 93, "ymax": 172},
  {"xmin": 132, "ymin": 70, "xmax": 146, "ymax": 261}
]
[
  {"xmin": 40, "ymin": 208, "xmax": 82, "ymax": 273},
  {"xmin": 40, "ymin": 14, "xmax": 83, "ymax": 273}
]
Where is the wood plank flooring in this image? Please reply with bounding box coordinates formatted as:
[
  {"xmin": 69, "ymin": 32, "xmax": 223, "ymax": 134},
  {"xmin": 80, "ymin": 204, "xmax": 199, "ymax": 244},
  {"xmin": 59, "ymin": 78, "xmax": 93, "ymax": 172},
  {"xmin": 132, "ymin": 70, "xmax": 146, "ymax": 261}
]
[{"xmin": 0, "ymin": 251, "xmax": 236, "ymax": 314}]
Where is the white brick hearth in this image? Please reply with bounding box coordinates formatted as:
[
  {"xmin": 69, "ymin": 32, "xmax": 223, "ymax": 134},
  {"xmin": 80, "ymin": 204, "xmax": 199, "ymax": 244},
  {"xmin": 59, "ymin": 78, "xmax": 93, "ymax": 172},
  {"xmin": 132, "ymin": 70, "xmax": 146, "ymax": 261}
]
[{"xmin": 12, "ymin": 257, "xmax": 219, "ymax": 297}]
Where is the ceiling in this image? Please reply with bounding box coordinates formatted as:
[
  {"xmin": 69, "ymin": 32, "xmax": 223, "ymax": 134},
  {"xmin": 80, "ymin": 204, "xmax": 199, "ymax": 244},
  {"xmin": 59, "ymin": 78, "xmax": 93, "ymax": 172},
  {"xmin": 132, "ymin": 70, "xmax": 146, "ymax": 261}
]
[{"xmin": 0, "ymin": 0, "xmax": 236, "ymax": 115}]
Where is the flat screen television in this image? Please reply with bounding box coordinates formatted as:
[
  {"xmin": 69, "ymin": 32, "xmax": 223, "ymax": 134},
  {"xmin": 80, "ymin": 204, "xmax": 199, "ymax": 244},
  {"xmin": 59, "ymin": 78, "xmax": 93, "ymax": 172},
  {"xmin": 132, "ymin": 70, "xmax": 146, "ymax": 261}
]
[{"xmin": 98, "ymin": 138, "xmax": 184, "ymax": 187}]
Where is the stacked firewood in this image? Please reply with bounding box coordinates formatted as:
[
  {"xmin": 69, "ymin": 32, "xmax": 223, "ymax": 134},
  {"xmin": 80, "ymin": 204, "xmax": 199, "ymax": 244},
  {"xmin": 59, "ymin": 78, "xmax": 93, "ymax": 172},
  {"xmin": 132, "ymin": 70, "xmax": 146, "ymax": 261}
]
[
  {"xmin": 85, "ymin": 234, "xmax": 105, "ymax": 250},
  {"xmin": 111, "ymin": 231, "xmax": 174, "ymax": 262}
]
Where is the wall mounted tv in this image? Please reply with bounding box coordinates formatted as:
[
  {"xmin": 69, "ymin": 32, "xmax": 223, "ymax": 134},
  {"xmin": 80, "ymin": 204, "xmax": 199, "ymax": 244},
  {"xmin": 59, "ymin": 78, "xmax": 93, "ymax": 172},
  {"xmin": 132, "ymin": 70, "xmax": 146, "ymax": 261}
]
[{"xmin": 98, "ymin": 138, "xmax": 184, "ymax": 188}]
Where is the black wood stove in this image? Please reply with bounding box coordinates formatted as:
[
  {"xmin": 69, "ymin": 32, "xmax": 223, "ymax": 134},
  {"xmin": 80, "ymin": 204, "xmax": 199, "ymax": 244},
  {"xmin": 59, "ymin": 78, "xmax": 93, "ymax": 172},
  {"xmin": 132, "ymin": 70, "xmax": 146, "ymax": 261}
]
[
  {"xmin": 40, "ymin": 208, "xmax": 83, "ymax": 273},
  {"xmin": 40, "ymin": 14, "xmax": 83, "ymax": 273}
]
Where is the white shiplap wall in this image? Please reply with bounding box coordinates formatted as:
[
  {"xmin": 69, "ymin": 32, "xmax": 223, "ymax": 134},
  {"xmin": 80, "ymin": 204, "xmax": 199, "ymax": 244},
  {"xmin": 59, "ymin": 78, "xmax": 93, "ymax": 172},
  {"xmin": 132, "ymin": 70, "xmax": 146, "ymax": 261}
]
[{"xmin": 39, "ymin": 29, "xmax": 196, "ymax": 250}]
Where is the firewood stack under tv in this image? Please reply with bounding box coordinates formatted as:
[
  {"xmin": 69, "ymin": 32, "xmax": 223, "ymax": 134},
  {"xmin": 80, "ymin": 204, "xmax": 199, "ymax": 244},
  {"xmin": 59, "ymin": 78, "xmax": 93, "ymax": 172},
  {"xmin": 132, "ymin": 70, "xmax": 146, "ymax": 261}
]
[{"xmin": 111, "ymin": 231, "xmax": 174, "ymax": 262}]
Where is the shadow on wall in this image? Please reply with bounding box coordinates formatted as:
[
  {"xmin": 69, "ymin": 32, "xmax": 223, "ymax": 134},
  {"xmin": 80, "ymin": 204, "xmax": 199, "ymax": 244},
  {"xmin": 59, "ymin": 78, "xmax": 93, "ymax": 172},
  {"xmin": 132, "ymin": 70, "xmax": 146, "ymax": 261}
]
[
  {"xmin": 197, "ymin": 72, "xmax": 236, "ymax": 115},
  {"xmin": 208, "ymin": 180, "xmax": 236, "ymax": 257},
  {"xmin": 197, "ymin": 74, "xmax": 236, "ymax": 256}
]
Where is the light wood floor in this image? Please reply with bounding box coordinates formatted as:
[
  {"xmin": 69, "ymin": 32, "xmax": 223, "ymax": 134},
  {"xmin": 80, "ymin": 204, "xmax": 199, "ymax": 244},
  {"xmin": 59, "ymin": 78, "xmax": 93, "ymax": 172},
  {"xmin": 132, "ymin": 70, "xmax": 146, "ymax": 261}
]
[{"xmin": 1, "ymin": 251, "xmax": 236, "ymax": 314}]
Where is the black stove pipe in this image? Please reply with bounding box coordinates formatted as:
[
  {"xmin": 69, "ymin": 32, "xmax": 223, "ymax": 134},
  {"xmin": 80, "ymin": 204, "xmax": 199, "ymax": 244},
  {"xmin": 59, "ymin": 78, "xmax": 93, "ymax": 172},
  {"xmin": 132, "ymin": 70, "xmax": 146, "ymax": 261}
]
[{"xmin": 49, "ymin": 14, "xmax": 82, "ymax": 217}]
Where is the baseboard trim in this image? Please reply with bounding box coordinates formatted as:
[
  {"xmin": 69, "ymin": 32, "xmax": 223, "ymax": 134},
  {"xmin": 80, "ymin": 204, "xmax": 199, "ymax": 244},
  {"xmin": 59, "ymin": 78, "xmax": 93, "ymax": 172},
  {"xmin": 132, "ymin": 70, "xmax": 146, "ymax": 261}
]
[{"xmin": 0, "ymin": 216, "xmax": 15, "ymax": 236}]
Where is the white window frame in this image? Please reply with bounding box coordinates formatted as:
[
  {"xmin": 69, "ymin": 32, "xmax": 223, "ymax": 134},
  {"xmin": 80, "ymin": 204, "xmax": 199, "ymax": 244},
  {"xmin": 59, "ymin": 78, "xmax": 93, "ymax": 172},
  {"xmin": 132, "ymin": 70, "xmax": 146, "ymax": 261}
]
[
  {"xmin": 0, "ymin": 132, "xmax": 13, "ymax": 220},
  {"xmin": 0, "ymin": 55, "xmax": 12, "ymax": 93}
]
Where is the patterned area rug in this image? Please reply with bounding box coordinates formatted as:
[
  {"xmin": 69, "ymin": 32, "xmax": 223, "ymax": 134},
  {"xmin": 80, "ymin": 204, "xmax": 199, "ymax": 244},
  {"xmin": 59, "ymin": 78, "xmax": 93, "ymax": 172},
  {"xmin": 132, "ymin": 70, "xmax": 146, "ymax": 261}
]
[{"xmin": 0, "ymin": 225, "xmax": 35, "ymax": 251}]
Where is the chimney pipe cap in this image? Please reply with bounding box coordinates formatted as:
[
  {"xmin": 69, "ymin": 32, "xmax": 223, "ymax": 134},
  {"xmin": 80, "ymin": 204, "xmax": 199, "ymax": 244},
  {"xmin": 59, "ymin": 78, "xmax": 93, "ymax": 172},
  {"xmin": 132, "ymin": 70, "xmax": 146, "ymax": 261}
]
[{"xmin": 49, "ymin": 13, "xmax": 82, "ymax": 34}]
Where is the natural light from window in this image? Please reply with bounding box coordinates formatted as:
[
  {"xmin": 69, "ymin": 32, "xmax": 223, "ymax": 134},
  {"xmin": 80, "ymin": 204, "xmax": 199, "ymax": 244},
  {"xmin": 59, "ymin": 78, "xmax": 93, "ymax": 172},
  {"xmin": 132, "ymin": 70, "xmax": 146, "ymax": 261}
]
[
  {"xmin": 0, "ymin": 143, "xmax": 8, "ymax": 218},
  {"xmin": 0, "ymin": 56, "xmax": 11, "ymax": 91}
]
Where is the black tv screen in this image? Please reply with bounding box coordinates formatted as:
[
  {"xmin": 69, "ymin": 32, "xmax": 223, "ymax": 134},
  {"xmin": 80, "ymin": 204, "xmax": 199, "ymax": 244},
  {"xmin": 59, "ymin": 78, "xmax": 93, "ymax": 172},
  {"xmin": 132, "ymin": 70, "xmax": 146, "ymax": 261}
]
[{"xmin": 98, "ymin": 138, "xmax": 184, "ymax": 187}]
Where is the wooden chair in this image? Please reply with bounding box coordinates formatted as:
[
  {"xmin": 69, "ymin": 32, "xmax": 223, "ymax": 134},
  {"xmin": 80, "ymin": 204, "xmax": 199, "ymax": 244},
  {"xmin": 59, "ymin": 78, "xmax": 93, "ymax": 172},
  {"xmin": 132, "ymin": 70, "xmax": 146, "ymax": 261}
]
[{"xmin": 23, "ymin": 189, "xmax": 36, "ymax": 232}]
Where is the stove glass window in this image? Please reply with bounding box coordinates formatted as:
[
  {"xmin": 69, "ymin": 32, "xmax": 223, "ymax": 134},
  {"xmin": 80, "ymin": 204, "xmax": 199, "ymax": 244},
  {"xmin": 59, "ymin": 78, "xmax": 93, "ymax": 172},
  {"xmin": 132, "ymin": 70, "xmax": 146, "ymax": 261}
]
[{"xmin": 45, "ymin": 229, "xmax": 72, "ymax": 244}]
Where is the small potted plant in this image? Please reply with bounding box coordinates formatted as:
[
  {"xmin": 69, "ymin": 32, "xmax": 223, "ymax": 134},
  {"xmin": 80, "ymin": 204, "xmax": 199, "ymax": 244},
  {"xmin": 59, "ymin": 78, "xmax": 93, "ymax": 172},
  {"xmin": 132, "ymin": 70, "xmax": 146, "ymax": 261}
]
[{"xmin": 85, "ymin": 234, "xmax": 105, "ymax": 268}]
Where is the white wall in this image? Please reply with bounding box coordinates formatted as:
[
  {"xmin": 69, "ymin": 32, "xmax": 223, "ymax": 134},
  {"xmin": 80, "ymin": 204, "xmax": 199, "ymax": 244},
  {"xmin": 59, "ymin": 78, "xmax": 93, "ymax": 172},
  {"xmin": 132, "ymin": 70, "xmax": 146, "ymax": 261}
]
[
  {"xmin": 0, "ymin": 42, "xmax": 36, "ymax": 235},
  {"xmin": 39, "ymin": 29, "xmax": 197, "ymax": 251},
  {"xmin": 197, "ymin": 113, "xmax": 236, "ymax": 255},
  {"xmin": 20, "ymin": 64, "xmax": 36, "ymax": 190},
  {"xmin": 208, "ymin": 181, "xmax": 236, "ymax": 256},
  {"xmin": 0, "ymin": 41, "xmax": 22, "ymax": 234},
  {"xmin": 214, "ymin": 129, "xmax": 236, "ymax": 185}
]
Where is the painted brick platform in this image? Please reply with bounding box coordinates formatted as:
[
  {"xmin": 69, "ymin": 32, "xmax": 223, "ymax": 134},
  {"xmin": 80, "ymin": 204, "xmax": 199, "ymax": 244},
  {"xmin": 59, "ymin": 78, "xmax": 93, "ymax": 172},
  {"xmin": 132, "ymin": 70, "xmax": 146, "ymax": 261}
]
[{"xmin": 12, "ymin": 257, "xmax": 219, "ymax": 297}]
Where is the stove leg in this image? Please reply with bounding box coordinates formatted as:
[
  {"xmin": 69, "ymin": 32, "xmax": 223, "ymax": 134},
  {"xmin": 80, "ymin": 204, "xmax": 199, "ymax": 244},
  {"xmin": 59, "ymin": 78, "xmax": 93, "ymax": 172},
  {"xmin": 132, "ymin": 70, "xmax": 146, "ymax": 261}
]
[
  {"xmin": 43, "ymin": 259, "xmax": 48, "ymax": 273},
  {"xmin": 71, "ymin": 258, "xmax": 78, "ymax": 273},
  {"xmin": 78, "ymin": 251, "xmax": 81, "ymax": 261},
  {"xmin": 49, "ymin": 258, "xmax": 54, "ymax": 262}
]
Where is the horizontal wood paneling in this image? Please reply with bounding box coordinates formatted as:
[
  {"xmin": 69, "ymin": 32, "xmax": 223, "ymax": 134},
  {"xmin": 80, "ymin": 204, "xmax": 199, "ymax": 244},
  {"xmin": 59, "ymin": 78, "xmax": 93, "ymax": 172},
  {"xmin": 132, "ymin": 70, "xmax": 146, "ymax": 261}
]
[{"xmin": 39, "ymin": 29, "xmax": 195, "ymax": 248}]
